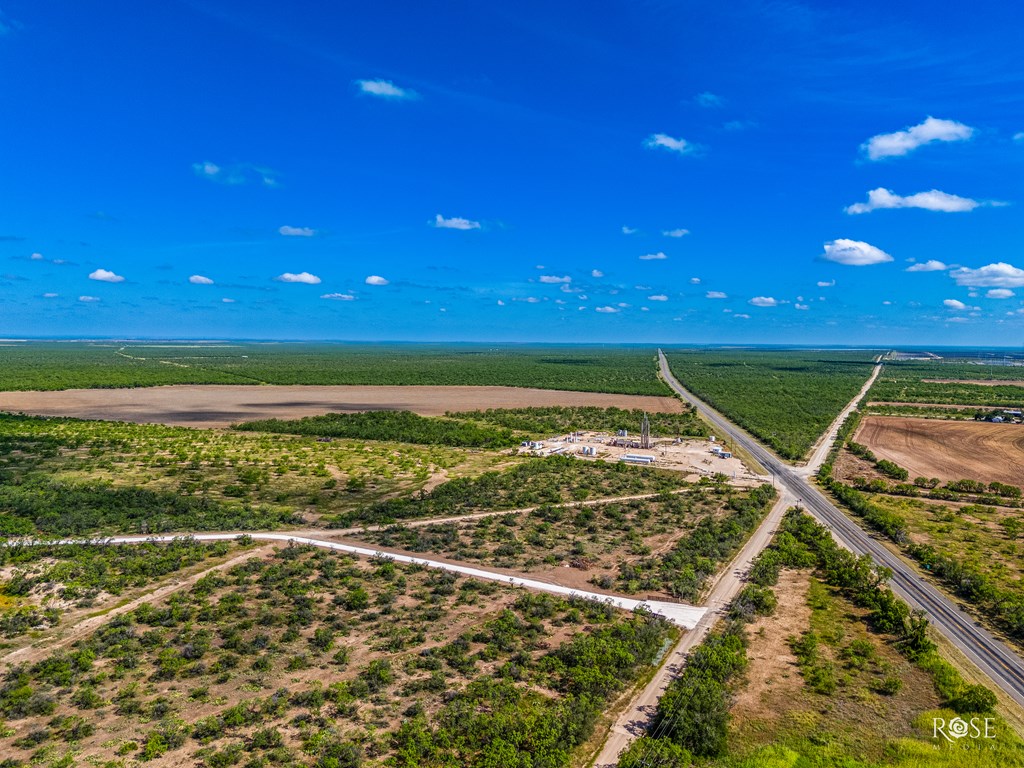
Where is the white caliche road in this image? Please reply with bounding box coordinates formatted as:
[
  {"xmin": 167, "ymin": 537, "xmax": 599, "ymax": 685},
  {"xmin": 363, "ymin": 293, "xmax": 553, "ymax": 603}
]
[
  {"xmin": 592, "ymin": 489, "xmax": 795, "ymax": 767},
  {"xmin": 11, "ymin": 532, "xmax": 706, "ymax": 629},
  {"xmin": 657, "ymin": 349, "xmax": 1024, "ymax": 709}
]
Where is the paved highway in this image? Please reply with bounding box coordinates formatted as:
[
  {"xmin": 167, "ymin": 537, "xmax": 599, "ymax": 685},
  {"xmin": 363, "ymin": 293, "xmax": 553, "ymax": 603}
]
[{"xmin": 658, "ymin": 349, "xmax": 1024, "ymax": 709}]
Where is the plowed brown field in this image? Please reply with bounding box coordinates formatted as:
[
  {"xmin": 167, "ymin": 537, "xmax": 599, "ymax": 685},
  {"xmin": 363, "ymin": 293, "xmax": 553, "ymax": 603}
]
[
  {"xmin": 0, "ymin": 384, "xmax": 683, "ymax": 428},
  {"xmin": 855, "ymin": 415, "xmax": 1024, "ymax": 485}
]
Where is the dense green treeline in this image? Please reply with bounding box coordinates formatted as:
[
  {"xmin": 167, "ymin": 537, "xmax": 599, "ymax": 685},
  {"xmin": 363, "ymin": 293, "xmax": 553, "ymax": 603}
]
[
  {"xmin": 328, "ymin": 455, "xmax": 692, "ymax": 527},
  {"xmin": 0, "ymin": 478, "xmax": 299, "ymax": 536},
  {"xmin": 235, "ymin": 410, "xmax": 520, "ymax": 449},
  {"xmin": 664, "ymin": 349, "xmax": 878, "ymax": 459},
  {"xmin": 615, "ymin": 483, "xmax": 777, "ymax": 600},
  {"xmin": 0, "ymin": 343, "xmax": 669, "ymax": 394},
  {"xmin": 870, "ymin": 361, "xmax": 1024, "ymax": 406},
  {"xmin": 447, "ymin": 406, "xmax": 707, "ymax": 438}
]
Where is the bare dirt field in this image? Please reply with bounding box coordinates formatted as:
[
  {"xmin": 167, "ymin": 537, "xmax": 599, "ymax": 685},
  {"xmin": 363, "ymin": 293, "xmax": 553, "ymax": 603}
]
[
  {"xmin": 923, "ymin": 378, "xmax": 1024, "ymax": 387},
  {"xmin": 855, "ymin": 415, "xmax": 1024, "ymax": 485},
  {"xmin": 731, "ymin": 568, "xmax": 810, "ymax": 720},
  {"xmin": 0, "ymin": 384, "xmax": 683, "ymax": 428}
]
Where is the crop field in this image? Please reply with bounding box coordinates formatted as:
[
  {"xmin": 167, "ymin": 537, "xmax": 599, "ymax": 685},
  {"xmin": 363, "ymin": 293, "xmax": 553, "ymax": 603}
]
[
  {"xmin": 0, "ymin": 414, "xmax": 512, "ymax": 536},
  {"xmin": 0, "ymin": 545, "xmax": 675, "ymax": 768},
  {"xmin": 619, "ymin": 510, "xmax": 1024, "ymax": 768},
  {"xmin": 855, "ymin": 415, "xmax": 1024, "ymax": 486},
  {"xmin": 663, "ymin": 348, "xmax": 879, "ymax": 459},
  {"xmin": 0, "ymin": 385, "xmax": 685, "ymax": 430},
  {"xmin": 870, "ymin": 361, "xmax": 1024, "ymax": 407},
  {"xmin": 0, "ymin": 342, "xmax": 670, "ymax": 395}
]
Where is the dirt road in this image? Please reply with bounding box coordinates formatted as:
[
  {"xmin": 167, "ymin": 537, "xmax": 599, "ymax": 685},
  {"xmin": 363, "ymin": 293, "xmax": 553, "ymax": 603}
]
[{"xmin": 590, "ymin": 490, "xmax": 793, "ymax": 766}]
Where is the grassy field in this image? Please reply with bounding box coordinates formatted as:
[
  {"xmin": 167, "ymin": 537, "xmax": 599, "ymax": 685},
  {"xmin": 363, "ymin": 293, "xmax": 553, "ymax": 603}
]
[
  {"xmin": 0, "ymin": 545, "xmax": 674, "ymax": 768},
  {"xmin": 0, "ymin": 342, "xmax": 669, "ymax": 395},
  {"xmin": 663, "ymin": 348, "xmax": 879, "ymax": 459}
]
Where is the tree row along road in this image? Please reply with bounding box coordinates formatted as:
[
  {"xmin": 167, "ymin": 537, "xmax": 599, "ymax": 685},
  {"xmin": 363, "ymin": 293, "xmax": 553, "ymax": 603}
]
[{"xmin": 657, "ymin": 349, "xmax": 1024, "ymax": 709}]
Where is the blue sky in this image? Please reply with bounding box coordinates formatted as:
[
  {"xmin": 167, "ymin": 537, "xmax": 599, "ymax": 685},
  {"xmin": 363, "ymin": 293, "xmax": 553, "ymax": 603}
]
[{"xmin": 2, "ymin": 0, "xmax": 1023, "ymax": 344}]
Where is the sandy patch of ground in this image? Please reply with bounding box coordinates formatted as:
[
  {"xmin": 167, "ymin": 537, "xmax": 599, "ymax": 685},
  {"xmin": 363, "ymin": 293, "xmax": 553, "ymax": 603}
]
[
  {"xmin": 0, "ymin": 384, "xmax": 683, "ymax": 428},
  {"xmin": 731, "ymin": 569, "xmax": 811, "ymax": 720},
  {"xmin": 855, "ymin": 415, "xmax": 1024, "ymax": 485}
]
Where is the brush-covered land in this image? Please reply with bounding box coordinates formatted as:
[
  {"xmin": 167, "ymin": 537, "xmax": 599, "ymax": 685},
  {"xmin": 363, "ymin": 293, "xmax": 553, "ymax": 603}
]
[
  {"xmin": 618, "ymin": 510, "xmax": 1024, "ymax": 768},
  {"xmin": 327, "ymin": 455, "xmax": 695, "ymax": 528},
  {"xmin": 0, "ymin": 413, "xmax": 513, "ymax": 535},
  {"xmin": 234, "ymin": 405, "xmax": 707, "ymax": 448},
  {"xmin": 663, "ymin": 348, "xmax": 879, "ymax": 460},
  {"xmin": 0, "ymin": 343, "xmax": 669, "ymax": 395},
  {"xmin": 0, "ymin": 545, "xmax": 675, "ymax": 768},
  {"xmin": 870, "ymin": 361, "xmax": 1024, "ymax": 407},
  {"xmin": 349, "ymin": 482, "xmax": 775, "ymax": 601}
]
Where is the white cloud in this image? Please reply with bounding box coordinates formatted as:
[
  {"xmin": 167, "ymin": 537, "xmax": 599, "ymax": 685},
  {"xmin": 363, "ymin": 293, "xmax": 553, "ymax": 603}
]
[
  {"xmin": 861, "ymin": 116, "xmax": 974, "ymax": 160},
  {"xmin": 192, "ymin": 161, "xmax": 278, "ymax": 186},
  {"xmin": 189, "ymin": 275, "xmax": 214, "ymax": 285},
  {"xmin": 987, "ymin": 289, "xmax": 1015, "ymax": 299},
  {"xmin": 591, "ymin": 269, "xmax": 604, "ymax": 278},
  {"xmin": 734, "ymin": 313, "xmax": 750, "ymax": 319},
  {"xmin": 89, "ymin": 268, "xmax": 124, "ymax": 283},
  {"xmin": 1015, "ymin": 132, "xmax": 1024, "ymax": 143},
  {"xmin": 705, "ymin": 291, "xmax": 727, "ymax": 299},
  {"xmin": 820, "ymin": 239, "xmax": 893, "ymax": 266},
  {"xmin": 595, "ymin": 306, "xmax": 620, "ymax": 313},
  {"xmin": 30, "ymin": 252, "xmax": 43, "ymax": 260},
  {"xmin": 845, "ymin": 187, "xmax": 984, "ymax": 214},
  {"xmin": 433, "ymin": 214, "xmax": 481, "ymax": 230},
  {"xmin": 943, "ymin": 299, "xmax": 979, "ymax": 311},
  {"xmin": 42, "ymin": 292, "xmax": 58, "ymax": 298},
  {"xmin": 950, "ymin": 263, "xmax": 1024, "ymax": 288},
  {"xmin": 78, "ymin": 295, "xmax": 100, "ymax": 302},
  {"xmin": 905, "ymin": 259, "xmax": 948, "ymax": 273},
  {"xmin": 795, "ymin": 303, "xmax": 809, "ymax": 310},
  {"xmin": 617, "ymin": 302, "xmax": 630, "ymax": 308},
  {"xmin": 689, "ymin": 277, "xmax": 701, "ymax": 284},
  {"xmin": 622, "ymin": 226, "xmax": 637, "ymax": 235},
  {"xmin": 222, "ymin": 298, "xmax": 236, "ymax": 303},
  {"xmin": 275, "ymin": 272, "xmax": 321, "ymax": 284},
  {"xmin": 321, "ymin": 292, "xmax": 355, "ymax": 301},
  {"xmin": 749, "ymin": 296, "xmax": 777, "ymax": 307},
  {"xmin": 365, "ymin": 275, "xmax": 389, "ymax": 286},
  {"xmin": 648, "ymin": 294, "xmax": 668, "ymax": 301},
  {"xmin": 817, "ymin": 280, "xmax": 835, "ymax": 287},
  {"xmin": 662, "ymin": 228, "xmax": 690, "ymax": 238},
  {"xmin": 695, "ymin": 92, "xmax": 723, "ymax": 108},
  {"xmin": 539, "ymin": 275, "xmax": 571, "ymax": 284},
  {"xmin": 496, "ymin": 299, "xmax": 506, "ymax": 306},
  {"xmin": 644, "ymin": 133, "xmax": 697, "ymax": 155},
  {"xmin": 639, "ymin": 252, "xmax": 668, "ymax": 261},
  {"xmin": 356, "ymin": 79, "xmax": 417, "ymax": 100},
  {"xmin": 279, "ymin": 225, "xmax": 316, "ymax": 237}
]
